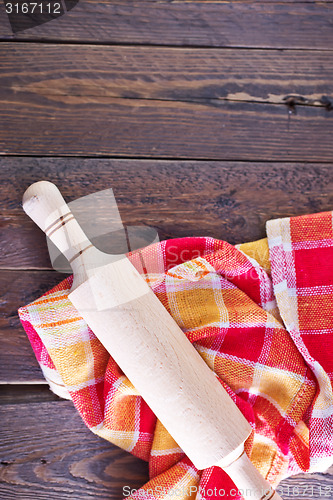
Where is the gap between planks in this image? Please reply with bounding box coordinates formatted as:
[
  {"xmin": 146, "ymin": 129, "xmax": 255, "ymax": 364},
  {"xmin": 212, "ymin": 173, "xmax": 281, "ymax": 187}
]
[{"xmin": 1, "ymin": 39, "xmax": 333, "ymax": 51}]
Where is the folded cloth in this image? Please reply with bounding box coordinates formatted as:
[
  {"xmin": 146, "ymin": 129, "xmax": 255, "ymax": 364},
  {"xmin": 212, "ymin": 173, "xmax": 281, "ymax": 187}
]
[{"xmin": 18, "ymin": 211, "xmax": 333, "ymax": 499}]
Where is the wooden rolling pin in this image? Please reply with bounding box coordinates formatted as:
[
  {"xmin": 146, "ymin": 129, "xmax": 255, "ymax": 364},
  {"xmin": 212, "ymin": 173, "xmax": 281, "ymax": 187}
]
[{"xmin": 23, "ymin": 181, "xmax": 282, "ymax": 500}]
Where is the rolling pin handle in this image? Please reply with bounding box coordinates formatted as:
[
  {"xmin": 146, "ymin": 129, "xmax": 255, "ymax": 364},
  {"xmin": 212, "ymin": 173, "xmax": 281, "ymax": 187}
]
[
  {"xmin": 22, "ymin": 181, "xmax": 102, "ymax": 288},
  {"xmin": 217, "ymin": 450, "xmax": 283, "ymax": 500}
]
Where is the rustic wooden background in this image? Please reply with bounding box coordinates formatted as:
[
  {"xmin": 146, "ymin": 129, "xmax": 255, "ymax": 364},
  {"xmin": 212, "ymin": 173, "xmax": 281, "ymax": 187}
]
[{"xmin": 1, "ymin": 1, "xmax": 333, "ymax": 498}]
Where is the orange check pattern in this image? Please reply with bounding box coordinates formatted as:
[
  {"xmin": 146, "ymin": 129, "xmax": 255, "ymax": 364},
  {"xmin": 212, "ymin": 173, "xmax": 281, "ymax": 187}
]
[{"xmin": 18, "ymin": 211, "xmax": 333, "ymax": 499}]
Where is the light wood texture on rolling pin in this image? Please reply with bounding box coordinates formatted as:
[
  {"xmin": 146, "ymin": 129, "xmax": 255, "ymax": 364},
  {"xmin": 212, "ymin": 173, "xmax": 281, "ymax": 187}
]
[
  {"xmin": 220, "ymin": 452, "xmax": 283, "ymax": 500},
  {"xmin": 22, "ymin": 181, "xmax": 252, "ymax": 470},
  {"xmin": 69, "ymin": 263, "xmax": 251, "ymax": 470}
]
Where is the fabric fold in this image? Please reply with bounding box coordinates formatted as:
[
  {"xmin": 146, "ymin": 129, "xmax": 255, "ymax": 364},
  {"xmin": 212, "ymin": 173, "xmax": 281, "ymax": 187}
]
[{"xmin": 267, "ymin": 211, "xmax": 333, "ymax": 472}]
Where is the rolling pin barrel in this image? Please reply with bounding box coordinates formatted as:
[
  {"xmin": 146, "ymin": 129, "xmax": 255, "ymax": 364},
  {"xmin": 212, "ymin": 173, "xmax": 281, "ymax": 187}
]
[{"xmin": 23, "ymin": 181, "xmax": 283, "ymax": 500}]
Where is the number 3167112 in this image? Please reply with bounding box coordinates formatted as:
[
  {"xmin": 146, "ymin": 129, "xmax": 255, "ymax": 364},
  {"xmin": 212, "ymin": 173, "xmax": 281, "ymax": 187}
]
[{"xmin": 5, "ymin": 2, "xmax": 61, "ymax": 14}]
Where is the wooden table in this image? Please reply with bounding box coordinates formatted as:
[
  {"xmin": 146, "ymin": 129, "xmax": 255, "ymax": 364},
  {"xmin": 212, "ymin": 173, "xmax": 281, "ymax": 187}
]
[{"xmin": 0, "ymin": 1, "xmax": 333, "ymax": 498}]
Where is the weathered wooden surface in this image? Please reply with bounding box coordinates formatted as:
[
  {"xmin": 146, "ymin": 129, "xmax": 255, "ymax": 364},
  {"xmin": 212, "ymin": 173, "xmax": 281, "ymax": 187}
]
[
  {"xmin": 0, "ymin": 399, "xmax": 150, "ymax": 499},
  {"xmin": 1, "ymin": 42, "xmax": 331, "ymax": 159},
  {"xmin": 0, "ymin": 89, "xmax": 332, "ymax": 160},
  {"xmin": 2, "ymin": 44, "xmax": 332, "ymax": 105},
  {"xmin": 0, "ymin": 397, "xmax": 332, "ymax": 499},
  {"xmin": 1, "ymin": 159, "xmax": 333, "ymax": 268},
  {"xmin": 0, "ymin": 385, "xmax": 59, "ymax": 404},
  {"xmin": 1, "ymin": 0, "xmax": 333, "ymax": 497},
  {"xmin": 1, "ymin": 1, "xmax": 333, "ymax": 49}
]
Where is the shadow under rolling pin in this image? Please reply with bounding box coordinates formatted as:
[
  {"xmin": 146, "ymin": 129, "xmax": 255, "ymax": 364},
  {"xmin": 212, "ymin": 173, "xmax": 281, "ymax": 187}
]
[{"xmin": 23, "ymin": 181, "xmax": 282, "ymax": 500}]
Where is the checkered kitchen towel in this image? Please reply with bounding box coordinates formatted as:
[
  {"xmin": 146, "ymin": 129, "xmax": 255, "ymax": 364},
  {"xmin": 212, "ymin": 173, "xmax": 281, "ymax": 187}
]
[{"xmin": 18, "ymin": 211, "xmax": 333, "ymax": 499}]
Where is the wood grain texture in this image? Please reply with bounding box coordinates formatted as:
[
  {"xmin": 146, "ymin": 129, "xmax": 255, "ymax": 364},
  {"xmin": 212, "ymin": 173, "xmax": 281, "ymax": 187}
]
[
  {"xmin": 0, "ymin": 400, "xmax": 149, "ymax": 499},
  {"xmin": 1, "ymin": 44, "xmax": 332, "ymax": 160},
  {"xmin": 1, "ymin": 158, "xmax": 332, "ymax": 269},
  {"xmin": 1, "ymin": 44, "xmax": 332, "ymax": 106},
  {"xmin": 1, "ymin": 0, "xmax": 333, "ymax": 495},
  {"xmin": 0, "ymin": 88, "xmax": 332, "ymax": 159},
  {"xmin": 0, "ymin": 1, "xmax": 333, "ymax": 49},
  {"xmin": 0, "ymin": 384, "xmax": 60, "ymax": 404}
]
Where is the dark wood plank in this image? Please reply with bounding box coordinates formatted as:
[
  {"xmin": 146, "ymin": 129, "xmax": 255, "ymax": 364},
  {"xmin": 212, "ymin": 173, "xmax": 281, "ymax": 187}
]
[
  {"xmin": 0, "ymin": 88, "xmax": 332, "ymax": 159},
  {"xmin": 1, "ymin": 158, "xmax": 333, "ymax": 266},
  {"xmin": 0, "ymin": 399, "xmax": 149, "ymax": 499},
  {"xmin": 0, "ymin": 1, "xmax": 333, "ymax": 49},
  {"xmin": 0, "ymin": 270, "xmax": 67, "ymax": 382},
  {"xmin": 1, "ymin": 44, "xmax": 332, "ymax": 106},
  {"xmin": 0, "ymin": 384, "xmax": 60, "ymax": 405},
  {"xmin": 0, "ymin": 397, "xmax": 332, "ymax": 499},
  {"xmin": 1, "ymin": 43, "xmax": 332, "ymax": 160}
]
